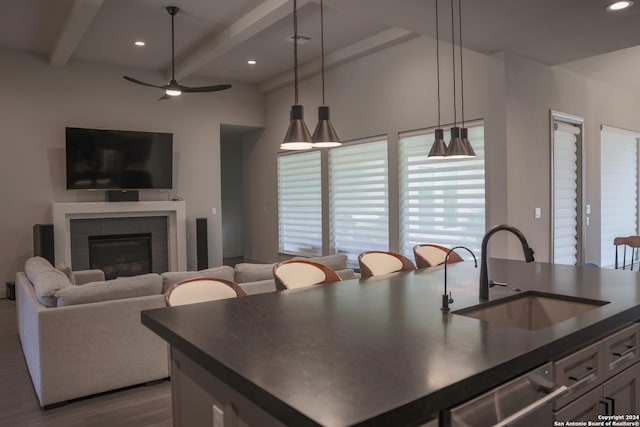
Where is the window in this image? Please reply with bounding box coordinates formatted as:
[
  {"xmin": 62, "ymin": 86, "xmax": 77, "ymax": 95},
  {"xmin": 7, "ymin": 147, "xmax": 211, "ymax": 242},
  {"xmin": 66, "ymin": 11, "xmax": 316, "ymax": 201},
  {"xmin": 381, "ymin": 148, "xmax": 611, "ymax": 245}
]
[
  {"xmin": 277, "ymin": 151, "xmax": 322, "ymax": 256},
  {"xmin": 399, "ymin": 124, "xmax": 485, "ymax": 259},
  {"xmin": 329, "ymin": 138, "xmax": 389, "ymax": 265},
  {"xmin": 601, "ymin": 126, "xmax": 639, "ymax": 268},
  {"xmin": 551, "ymin": 114, "xmax": 583, "ymax": 265}
]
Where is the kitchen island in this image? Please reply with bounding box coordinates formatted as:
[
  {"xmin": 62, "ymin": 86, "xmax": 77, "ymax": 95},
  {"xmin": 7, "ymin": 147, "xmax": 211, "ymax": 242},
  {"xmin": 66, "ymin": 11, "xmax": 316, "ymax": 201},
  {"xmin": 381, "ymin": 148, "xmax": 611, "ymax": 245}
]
[{"xmin": 141, "ymin": 259, "xmax": 640, "ymax": 426}]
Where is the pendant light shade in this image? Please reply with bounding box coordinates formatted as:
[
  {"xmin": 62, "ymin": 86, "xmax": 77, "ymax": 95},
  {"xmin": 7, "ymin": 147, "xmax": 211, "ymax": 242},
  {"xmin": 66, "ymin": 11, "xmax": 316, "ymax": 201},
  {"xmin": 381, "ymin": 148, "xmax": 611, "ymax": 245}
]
[
  {"xmin": 450, "ymin": 0, "xmax": 476, "ymax": 159},
  {"xmin": 312, "ymin": 106, "xmax": 341, "ymax": 147},
  {"xmin": 427, "ymin": 0, "xmax": 445, "ymax": 159},
  {"xmin": 459, "ymin": 127, "xmax": 476, "ymax": 156},
  {"xmin": 311, "ymin": 0, "xmax": 341, "ymax": 148},
  {"xmin": 446, "ymin": 126, "xmax": 474, "ymax": 158},
  {"xmin": 281, "ymin": 105, "xmax": 313, "ymax": 150},
  {"xmin": 281, "ymin": 0, "xmax": 312, "ymax": 151},
  {"xmin": 428, "ymin": 129, "xmax": 447, "ymax": 158}
]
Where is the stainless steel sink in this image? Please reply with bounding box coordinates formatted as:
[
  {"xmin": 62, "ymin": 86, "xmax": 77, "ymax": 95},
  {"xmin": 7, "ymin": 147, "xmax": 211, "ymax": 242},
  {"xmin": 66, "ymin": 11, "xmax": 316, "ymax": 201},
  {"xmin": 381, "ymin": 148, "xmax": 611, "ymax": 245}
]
[{"xmin": 453, "ymin": 292, "xmax": 609, "ymax": 331}]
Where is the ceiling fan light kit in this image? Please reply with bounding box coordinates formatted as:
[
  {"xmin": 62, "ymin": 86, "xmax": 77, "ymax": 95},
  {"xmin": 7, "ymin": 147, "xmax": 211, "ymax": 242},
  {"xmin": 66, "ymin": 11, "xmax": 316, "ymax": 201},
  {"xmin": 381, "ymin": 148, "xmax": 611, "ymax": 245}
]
[
  {"xmin": 123, "ymin": 6, "xmax": 231, "ymax": 100},
  {"xmin": 606, "ymin": 0, "xmax": 633, "ymax": 11}
]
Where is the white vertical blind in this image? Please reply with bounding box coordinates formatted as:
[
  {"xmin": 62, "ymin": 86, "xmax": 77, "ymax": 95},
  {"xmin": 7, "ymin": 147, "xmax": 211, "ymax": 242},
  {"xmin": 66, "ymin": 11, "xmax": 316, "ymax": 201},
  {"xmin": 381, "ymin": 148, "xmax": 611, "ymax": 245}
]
[
  {"xmin": 601, "ymin": 127, "xmax": 638, "ymax": 268},
  {"xmin": 399, "ymin": 125, "xmax": 485, "ymax": 259},
  {"xmin": 278, "ymin": 151, "xmax": 322, "ymax": 256},
  {"xmin": 329, "ymin": 138, "xmax": 389, "ymax": 265},
  {"xmin": 553, "ymin": 124, "xmax": 579, "ymax": 265}
]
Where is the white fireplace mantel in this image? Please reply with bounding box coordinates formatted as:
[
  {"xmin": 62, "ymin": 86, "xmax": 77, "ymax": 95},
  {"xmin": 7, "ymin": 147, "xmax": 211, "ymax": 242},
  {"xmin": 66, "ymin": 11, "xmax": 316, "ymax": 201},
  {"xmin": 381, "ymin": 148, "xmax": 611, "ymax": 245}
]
[{"xmin": 52, "ymin": 201, "xmax": 187, "ymax": 271}]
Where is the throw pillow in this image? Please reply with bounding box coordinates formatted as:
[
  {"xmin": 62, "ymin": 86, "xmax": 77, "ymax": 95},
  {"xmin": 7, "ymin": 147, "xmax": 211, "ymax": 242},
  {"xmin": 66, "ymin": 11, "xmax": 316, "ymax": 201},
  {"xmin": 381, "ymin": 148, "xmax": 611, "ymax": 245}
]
[
  {"xmin": 292, "ymin": 254, "xmax": 348, "ymax": 270},
  {"xmin": 56, "ymin": 263, "xmax": 77, "ymax": 286},
  {"xmin": 234, "ymin": 263, "xmax": 275, "ymax": 283},
  {"xmin": 56, "ymin": 273, "xmax": 162, "ymax": 306},
  {"xmin": 32, "ymin": 268, "xmax": 73, "ymax": 307},
  {"xmin": 160, "ymin": 266, "xmax": 236, "ymax": 293}
]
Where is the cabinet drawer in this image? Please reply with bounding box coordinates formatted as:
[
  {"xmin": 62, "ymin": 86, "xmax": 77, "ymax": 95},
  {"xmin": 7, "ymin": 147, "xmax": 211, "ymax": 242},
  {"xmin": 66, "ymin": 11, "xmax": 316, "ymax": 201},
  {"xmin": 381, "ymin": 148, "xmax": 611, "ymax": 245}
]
[
  {"xmin": 603, "ymin": 323, "xmax": 640, "ymax": 378},
  {"xmin": 554, "ymin": 341, "xmax": 604, "ymax": 409},
  {"xmin": 554, "ymin": 387, "xmax": 603, "ymax": 422}
]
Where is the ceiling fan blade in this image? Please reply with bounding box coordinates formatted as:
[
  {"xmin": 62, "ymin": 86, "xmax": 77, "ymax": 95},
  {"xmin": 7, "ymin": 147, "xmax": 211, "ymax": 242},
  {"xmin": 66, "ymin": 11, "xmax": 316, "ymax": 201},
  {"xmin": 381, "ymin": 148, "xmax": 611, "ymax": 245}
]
[
  {"xmin": 179, "ymin": 84, "xmax": 232, "ymax": 93},
  {"xmin": 123, "ymin": 76, "xmax": 165, "ymax": 89},
  {"xmin": 158, "ymin": 94, "xmax": 173, "ymax": 101}
]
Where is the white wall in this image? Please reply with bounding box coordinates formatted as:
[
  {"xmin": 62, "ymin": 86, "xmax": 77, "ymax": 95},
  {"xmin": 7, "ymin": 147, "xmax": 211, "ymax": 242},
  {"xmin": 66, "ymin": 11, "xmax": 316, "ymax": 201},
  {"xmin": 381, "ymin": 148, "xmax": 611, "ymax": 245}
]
[
  {"xmin": 0, "ymin": 49, "xmax": 264, "ymax": 288},
  {"xmin": 243, "ymin": 36, "xmax": 490, "ymax": 263},
  {"xmin": 491, "ymin": 52, "xmax": 640, "ymax": 263}
]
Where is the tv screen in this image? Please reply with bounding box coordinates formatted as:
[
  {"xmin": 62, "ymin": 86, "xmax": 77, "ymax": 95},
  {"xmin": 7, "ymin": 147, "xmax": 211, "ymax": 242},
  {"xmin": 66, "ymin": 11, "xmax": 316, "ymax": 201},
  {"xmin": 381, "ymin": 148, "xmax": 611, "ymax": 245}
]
[{"xmin": 66, "ymin": 127, "xmax": 173, "ymax": 190}]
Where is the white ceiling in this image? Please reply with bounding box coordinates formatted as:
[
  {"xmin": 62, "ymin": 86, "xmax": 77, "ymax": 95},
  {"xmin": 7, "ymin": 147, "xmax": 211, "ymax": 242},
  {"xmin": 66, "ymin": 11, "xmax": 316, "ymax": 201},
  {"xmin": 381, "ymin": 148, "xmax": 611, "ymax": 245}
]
[{"xmin": 1, "ymin": 0, "xmax": 640, "ymax": 90}]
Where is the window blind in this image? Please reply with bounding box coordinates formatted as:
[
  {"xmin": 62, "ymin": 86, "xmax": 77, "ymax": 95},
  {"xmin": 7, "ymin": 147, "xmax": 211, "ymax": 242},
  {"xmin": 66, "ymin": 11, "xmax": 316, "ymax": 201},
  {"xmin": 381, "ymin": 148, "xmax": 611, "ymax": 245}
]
[
  {"xmin": 329, "ymin": 138, "xmax": 389, "ymax": 265},
  {"xmin": 399, "ymin": 125, "xmax": 485, "ymax": 259},
  {"xmin": 277, "ymin": 151, "xmax": 322, "ymax": 256},
  {"xmin": 601, "ymin": 127, "xmax": 638, "ymax": 268},
  {"xmin": 553, "ymin": 123, "xmax": 580, "ymax": 265}
]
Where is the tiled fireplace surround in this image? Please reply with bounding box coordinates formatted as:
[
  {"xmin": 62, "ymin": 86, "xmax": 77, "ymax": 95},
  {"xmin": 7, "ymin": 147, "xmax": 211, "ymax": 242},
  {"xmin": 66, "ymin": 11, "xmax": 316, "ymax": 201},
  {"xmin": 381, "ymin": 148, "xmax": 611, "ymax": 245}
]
[
  {"xmin": 70, "ymin": 216, "xmax": 169, "ymax": 274},
  {"xmin": 52, "ymin": 201, "xmax": 187, "ymax": 272}
]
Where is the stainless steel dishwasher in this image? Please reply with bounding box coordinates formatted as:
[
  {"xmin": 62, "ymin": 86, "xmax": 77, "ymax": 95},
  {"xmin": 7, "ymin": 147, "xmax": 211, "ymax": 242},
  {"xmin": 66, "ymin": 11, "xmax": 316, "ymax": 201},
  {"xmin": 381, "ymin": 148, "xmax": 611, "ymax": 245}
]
[{"xmin": 448, "ymin": 362, "xmax": 570, "ymax": 427}]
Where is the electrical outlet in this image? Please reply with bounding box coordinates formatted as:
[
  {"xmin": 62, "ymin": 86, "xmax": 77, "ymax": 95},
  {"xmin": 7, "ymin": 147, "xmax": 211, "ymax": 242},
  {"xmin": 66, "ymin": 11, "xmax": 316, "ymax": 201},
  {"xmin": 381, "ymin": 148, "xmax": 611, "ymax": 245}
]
[
  {"xmin": 211, "ymin": 208, "xmax": 217, "ymax": 215},
  {"xmin": 586, "ymin": 204, "xmax": 591, "ymax": 214},
  {"xmin": 534, "ymin": 208, "xmax": 541, "ymax": 219},
  {"xmin": 213, "ymin": 404, "xmax": 224, "ymax": 427}
]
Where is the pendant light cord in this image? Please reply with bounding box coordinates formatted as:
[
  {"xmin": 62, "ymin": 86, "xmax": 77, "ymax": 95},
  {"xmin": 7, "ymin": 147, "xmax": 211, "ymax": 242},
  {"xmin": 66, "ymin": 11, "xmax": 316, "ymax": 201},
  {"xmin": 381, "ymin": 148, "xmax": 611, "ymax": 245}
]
[
  {"xmin": 294, "ymin": 0, "xmax": 299, "ymax": 105},
  {"xmin": 436, "ymin": 0, "xmax": 441, "ymax": 128},
  {"xmin": 458, "ymin": 0, "xmax": 465, "ymax": 127},
  {"xmin": 450, "ymin": 0, "xmax": 456, "ymax": 126},
  {"xmin": 321, "ymin": 0, "xmax": 325, "ymax": 105}
]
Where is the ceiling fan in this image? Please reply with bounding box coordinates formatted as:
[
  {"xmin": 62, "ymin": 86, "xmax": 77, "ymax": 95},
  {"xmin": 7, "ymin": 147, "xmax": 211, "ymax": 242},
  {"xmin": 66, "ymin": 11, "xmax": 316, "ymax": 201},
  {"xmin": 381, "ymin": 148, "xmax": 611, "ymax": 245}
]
[{"xmin": 123, "ymin": 6, "xmax": 232, "ymax": 100}]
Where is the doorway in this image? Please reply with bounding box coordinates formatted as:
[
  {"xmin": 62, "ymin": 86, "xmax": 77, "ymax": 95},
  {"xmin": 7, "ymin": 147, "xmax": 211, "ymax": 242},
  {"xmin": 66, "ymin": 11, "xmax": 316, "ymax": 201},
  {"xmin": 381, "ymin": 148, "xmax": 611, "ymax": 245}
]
[
  {"xmin": 220, "ymin": 124, "xmax": 263, "ymax": 266},
  {"xmin": 551, "ymin": 111, "xmax": 584, "ymax": 265}
]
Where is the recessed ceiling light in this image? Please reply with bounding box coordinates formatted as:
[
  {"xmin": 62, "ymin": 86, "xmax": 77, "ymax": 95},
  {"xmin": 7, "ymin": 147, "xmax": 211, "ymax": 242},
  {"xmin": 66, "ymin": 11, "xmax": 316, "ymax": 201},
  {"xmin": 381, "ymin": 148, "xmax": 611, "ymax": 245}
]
[
  {"xmin": 134, "ymin": 40, "xmax": 146, "ymax": 47},
  {"xmin": 247, "ymin": 60, "xmax": 257, "ymax": 65},
  {"xmin": 606, "ymin": 1, "xmax": 633, "ymax": 11}
]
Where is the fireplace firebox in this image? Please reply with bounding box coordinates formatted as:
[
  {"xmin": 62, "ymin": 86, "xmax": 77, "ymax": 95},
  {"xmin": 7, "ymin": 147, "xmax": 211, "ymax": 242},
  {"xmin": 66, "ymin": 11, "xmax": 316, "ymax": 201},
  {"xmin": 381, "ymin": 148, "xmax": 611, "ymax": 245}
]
[{"xmin": 89, "ymin": 233, "xmax": 152, "ymax": 280}]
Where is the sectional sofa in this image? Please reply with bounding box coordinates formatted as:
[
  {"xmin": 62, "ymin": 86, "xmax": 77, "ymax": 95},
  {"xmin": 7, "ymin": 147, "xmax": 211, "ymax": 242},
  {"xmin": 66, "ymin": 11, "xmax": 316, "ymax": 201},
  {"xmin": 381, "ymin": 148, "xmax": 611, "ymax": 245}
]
[{"xmin": 16, "ymin": 254, "xmax": 355, "ymax": 407}]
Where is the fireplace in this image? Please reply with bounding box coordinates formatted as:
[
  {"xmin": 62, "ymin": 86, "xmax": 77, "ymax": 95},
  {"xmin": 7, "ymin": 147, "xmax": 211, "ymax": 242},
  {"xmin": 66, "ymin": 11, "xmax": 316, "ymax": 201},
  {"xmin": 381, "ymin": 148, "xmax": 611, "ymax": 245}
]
[{"xmin": 89, "ymin": 233, "xmax": 152, "ymax": 280}]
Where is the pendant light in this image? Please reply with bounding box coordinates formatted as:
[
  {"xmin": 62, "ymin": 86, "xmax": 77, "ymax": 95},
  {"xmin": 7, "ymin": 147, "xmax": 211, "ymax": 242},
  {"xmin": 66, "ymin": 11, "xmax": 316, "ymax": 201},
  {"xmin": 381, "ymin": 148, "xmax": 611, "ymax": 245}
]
[
  {"xmin": 428, "ymin": 0, "xmax": 447, "ymax": 158},
  {"xmin": 281, "ymin": 0, "xmax": 313, "ymax": 150},
  {"xmin": 445, "ymin": 0, "xmax": 475, "ymax": 158},
  {"xmin": 312, "ymin": 0, "xmax": 341, "ymax": 148}
]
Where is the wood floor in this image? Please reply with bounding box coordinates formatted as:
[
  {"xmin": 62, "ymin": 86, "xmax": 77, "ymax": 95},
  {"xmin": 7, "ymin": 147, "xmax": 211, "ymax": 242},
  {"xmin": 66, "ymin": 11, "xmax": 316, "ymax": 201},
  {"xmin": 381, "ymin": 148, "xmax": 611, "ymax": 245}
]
[{"xmin": 0, "ymin": 299, "xmax": 172, "ymax": 427}]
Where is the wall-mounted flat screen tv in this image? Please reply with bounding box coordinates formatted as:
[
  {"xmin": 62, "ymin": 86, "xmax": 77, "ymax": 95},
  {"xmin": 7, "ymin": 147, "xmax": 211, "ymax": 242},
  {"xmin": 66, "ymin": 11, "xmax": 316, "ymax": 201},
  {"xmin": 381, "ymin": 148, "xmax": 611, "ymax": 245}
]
[{"xmin": 66, "ymin": 127, "xmax": 173, "ymax": 190}]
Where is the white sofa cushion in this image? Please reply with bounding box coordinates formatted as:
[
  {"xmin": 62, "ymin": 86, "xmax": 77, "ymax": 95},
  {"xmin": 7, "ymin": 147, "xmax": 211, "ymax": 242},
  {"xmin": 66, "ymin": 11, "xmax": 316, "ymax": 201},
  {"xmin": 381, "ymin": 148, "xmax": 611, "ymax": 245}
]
[
  {"xmin": 234, "ymin": 263, "xmax": 275, "ymax": 283},
  {"xmin": 160, "ymin": 266, "xmax": 236, "ymax": 293},
  {"xmin": 292, "ymin": 254, "xmax": 348, "ymax": 270},
  {"xmin": 24, "ymin": 256, "xmax": 55, "ymax": 282},
  {"xmin": 31, "ymin": 269, "xmax": 73, "ymax": 307},
  {"xmin": 55, "ymin": 273, "xmax": 162, "ymax": 306}
]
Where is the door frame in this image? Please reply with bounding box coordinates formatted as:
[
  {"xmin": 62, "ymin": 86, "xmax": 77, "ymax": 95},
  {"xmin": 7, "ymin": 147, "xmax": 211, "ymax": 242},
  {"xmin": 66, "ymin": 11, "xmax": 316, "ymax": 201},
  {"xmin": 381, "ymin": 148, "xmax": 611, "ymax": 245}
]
[{"xmin": 550, "ymin": 110, "xmax": 585, "ymax": 265}]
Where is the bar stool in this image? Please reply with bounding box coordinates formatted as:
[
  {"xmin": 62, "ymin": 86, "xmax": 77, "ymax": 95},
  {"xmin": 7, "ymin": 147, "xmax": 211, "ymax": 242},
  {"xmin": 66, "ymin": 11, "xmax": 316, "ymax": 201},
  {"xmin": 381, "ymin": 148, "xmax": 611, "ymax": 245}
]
[
  {"xmin": 614, "ymin": 236, "xmax": 640, "ymax": 270},
  {"xmin": 273, "ymin": 259, "xmax": 342, "ymax": 291},
  {"xmin": 413, "ymin": 244, "xmax": 464, "ymax": 269},
  {"xmin": 164, "ymin": 277, "xmax": 247, "ymax": 306},
  {"xmin": 358, "ymin": 251, "xmax": 416, "ymax": 278}
]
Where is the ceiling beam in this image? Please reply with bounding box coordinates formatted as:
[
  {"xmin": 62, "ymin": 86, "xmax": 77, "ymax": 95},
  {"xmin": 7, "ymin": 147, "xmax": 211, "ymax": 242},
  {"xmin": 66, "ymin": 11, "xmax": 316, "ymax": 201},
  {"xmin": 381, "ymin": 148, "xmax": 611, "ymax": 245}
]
[
  {"xmin": 259, "ymin": 27, "xmax": 415, "ymax": 93},
  {"xmin": 49, "ymin": 0, "xmax": 104, "ymax": 66},
  {"xmin": 173, "ymin": 0, "xmax": 312, "ymax": 81}
]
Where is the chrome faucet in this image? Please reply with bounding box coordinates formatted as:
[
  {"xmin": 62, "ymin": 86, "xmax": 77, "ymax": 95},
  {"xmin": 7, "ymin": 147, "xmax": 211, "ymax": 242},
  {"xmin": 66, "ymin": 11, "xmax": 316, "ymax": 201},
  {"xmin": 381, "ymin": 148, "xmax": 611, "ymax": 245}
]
[
  {"xmin": 479, "ymin": 224, "xmax": 535, "ymax": 301},
  {"xmin": 442, "ymin": 246, "xmax": 478, "ymax": 312}
]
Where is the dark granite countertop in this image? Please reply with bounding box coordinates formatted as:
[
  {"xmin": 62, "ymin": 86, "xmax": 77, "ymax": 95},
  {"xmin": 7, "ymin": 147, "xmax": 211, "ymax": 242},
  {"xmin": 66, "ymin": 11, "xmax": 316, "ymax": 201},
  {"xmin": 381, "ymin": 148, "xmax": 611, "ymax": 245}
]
[{"xmin": 141, "ymin": 259, "xmax": 640, "ymax": 426}]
